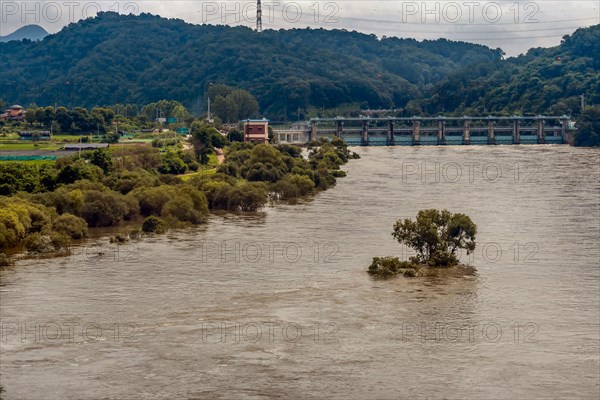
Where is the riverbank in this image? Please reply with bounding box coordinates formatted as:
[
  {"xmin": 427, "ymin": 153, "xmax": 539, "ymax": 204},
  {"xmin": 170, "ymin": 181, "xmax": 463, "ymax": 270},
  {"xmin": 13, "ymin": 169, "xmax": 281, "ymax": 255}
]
[{"xmin": 0, "ymin": 139, "xmax": 358, "ymax": 263}]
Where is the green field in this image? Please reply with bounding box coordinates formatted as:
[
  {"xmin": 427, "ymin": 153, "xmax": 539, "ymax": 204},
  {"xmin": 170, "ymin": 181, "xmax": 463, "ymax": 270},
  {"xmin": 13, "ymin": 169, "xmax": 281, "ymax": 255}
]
[
  {"xmin": 179, "ymin": 168, "xmax": 217, "ymax": 181},
  {"xmin": 0, "ymin": 142, "xmax": 62, "ymax": 151},
  {"xmin": 0, "ymin": 158, "xmax": 56, "ymax": 165}
]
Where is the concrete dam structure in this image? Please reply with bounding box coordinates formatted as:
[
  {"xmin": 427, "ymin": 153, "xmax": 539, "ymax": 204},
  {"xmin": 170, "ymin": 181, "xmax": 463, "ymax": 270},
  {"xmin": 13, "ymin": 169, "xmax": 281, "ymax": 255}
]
[{"xmin": 274, "ymin": 116, "xmax": 575, "ymax": 146}]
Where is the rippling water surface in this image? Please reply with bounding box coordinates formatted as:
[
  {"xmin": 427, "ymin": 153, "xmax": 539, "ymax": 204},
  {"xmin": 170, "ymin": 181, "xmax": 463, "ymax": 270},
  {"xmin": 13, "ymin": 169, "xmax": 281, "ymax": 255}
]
[{"xmin": 1, "ymin": 145, "xmax": 599, "ymax": 399}]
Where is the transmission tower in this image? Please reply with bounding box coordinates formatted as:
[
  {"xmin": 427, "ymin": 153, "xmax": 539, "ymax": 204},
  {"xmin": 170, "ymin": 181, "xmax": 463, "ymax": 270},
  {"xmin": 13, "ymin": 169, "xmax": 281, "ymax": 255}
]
[{"xmin": 256, "ymin": 0, "xmax": 262, "ymax": 32}]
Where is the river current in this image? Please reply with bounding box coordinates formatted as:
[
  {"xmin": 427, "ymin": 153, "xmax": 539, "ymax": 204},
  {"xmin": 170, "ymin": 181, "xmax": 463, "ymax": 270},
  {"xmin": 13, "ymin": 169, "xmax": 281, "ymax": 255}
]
[{"xmin": 1, "ymin": 145, "xmax": 599, "ymax": 399}]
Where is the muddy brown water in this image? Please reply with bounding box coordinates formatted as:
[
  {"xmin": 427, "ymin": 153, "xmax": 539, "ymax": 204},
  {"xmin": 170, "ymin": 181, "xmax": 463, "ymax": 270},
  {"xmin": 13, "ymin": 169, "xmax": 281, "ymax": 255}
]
[{"xmin": 1, "ymin": 145, "xmax": 599, "ymax": 399}]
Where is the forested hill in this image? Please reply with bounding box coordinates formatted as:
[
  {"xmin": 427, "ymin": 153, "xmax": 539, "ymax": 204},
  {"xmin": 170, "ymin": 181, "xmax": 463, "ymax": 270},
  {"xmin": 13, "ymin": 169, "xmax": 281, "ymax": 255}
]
[
  {"xmin": 424, "ymin": 25, "xmax": 600, "ymax": 116},
  {"xmin": 0, "ymin": 12, "xmax": 502, "ymax": 116}
]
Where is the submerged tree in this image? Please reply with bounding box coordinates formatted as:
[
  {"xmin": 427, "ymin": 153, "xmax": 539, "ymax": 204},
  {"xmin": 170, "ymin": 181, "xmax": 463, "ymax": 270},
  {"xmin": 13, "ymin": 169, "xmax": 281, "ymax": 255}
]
[{"xmin": 392, "ymin": 209, "xmax": 477, "ymax": 267}]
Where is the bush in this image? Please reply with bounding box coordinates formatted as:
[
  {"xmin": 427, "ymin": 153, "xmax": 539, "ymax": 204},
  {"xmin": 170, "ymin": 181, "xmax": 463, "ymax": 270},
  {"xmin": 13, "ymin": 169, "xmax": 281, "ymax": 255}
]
[
  {"xmin": 178, "ymin": 186, "xmax": 209, "ymax": 216},
  {"xmin": 272, "ymin": 180, "xmax": 300, "ymax": 200},
  {"xmin": 53, "ymin": 213, "xmax": 88, "ymax": 239},
  {"xmin": 162, "ymin": 196, "xmax": 206, "ymax": 225},
  {"xmin": 227, "ymin": 182, "xmax": 269, "ymax": 211},
  {"xmin": 56, "ymin": 160, "xmax": 104, "ymax": 185},
  {"xmin": 141, "ymin": 216, "xmax": 169, "ymax": 234},
  {"xmin": 112, "ymin": 171, "xmax": 159, "ymax": 194},
  {"xmin": 0, "ymin": 198, "xmax": 53, "ymax": 249},
  {"xmin": 131, "ymin": 186, "xmax": 174, "ymax": 216},
  {"xmin": 23, "ymin": 232, "xmax": 70, "ymax": 253},
  {"xmin": 367, "ymin": 256, "xmax": 420, "ymax": 278},
  {"xmin": 158, "ymin": 150, "xmax": 187, "ymax": 174},
  {"xmin": 89, "ymin": 148, "xmax": 113, "ymax": 174},
  {"xmin": 330, "ymin": 170, "xmax": 347, "ymax": 178},
  {"xmin": 428, "ymin": 249, "xmax": 459, "ymax": 267},
  {"xmin": 187, "ymin": 161, "xmax": 199, "ymax": 172},
  {"xmin": 283, "ymin": 174, "xmax": 315, "ymax": 196},
  {"xmin": 81, "ymin": 190, "xmax": 130, "ymax": 227},
  {"xmin": 0, "ymin": 253, "xmax": 14, "ymax": 267},
  {"xmin": 109, "ymin": 234, "xmax": 129, "ymax": 243}
]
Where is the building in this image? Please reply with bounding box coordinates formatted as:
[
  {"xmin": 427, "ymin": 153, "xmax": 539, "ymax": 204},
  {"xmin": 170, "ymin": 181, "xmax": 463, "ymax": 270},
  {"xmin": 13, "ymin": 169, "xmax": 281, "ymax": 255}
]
[
  {"xmin": 0, "ymin": 105, "xmax": 25, "ymax": 121},
  {"xmin": 242, "ymin": 118, "xmax": 269, "ymax": 143},
  {"xmin": 64, "ymin": 143, "xmax": 109, "ymax": 151},
  {"xmin": 19, "ymin": 131, "xmax": 51, "ymax": 140}
]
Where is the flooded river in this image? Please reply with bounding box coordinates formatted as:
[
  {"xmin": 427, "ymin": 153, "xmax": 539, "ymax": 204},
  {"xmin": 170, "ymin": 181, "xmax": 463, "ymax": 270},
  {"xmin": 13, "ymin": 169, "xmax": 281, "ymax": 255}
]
[{"xmin": 1, "ymin": 145, "xmax": 599, "ymax": 399}]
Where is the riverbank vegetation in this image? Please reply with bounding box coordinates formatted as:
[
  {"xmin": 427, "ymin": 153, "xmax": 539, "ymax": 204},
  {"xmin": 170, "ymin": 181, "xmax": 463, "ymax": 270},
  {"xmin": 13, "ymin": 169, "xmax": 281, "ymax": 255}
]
[
  {"xmin": 574, "ymin": 105, "xmax": 600, "ymax": 147},
  {"xmin": 368, "ymin": 209, "xmax": 477, "ymax": 278},
  {"xmin": 0, "ymin": 137, "xmax": 357, "ymax": 262}
]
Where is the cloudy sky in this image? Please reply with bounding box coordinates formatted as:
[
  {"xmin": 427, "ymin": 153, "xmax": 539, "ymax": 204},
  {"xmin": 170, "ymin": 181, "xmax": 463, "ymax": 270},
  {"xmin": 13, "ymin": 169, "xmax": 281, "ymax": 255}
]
[{"xmin": 1, "ymin": 1, "xmax": 598, "ymax": 55}]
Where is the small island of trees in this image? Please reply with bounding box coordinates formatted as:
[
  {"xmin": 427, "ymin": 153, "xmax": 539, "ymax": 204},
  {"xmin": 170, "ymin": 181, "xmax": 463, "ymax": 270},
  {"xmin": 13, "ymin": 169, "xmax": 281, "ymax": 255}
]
[{"xmin": 368, "ymin": 209, "xmax": 477, "ymax": 278}]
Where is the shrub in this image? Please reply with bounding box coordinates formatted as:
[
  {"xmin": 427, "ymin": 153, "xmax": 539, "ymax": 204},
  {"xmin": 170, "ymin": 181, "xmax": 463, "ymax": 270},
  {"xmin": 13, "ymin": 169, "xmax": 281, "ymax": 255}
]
[
  {"xmin": 428, "ymin": 249, "xmax": 459, "ymax": 267},
  {"xmin": 283, "ymin": 174, "xmax": 315, "ymax": 196},
  {"xmin": 0, "ymin": 253, "xmax": 14, "ymax": 267},
  {"xmin": 131, "ymin": 186, "xmax": 174, "ymax": 216},
  {"xmin": 178, "ymin": 186, "xmax": 209, "ymax": 216},
  {"xmin": 56, "ymin": 161, "xmax": 104, "ymax": 185},
  {"xmin": 53, "ymin": 213, "xmax": 88, "ymax": 239},
  {"xmin": 158, "ymin": 150, "xmax": 187, "ymax": 175},
  {"xmin": 109, "ymin": 234, "xmax": 129, "ymax": 243},
  {"xmin": 122, "ymin": 194, "xmax": 141, "ymax": 220},
  {"xmin": 0, "ymin": 198, "xmax": 53, "ymax": 249},
  {"xmin": 81, "ymin": 190, "xmax": 130, "ymax": 227},
  {"xmin": 157, "ymin": 175, "xmax": 183, "ymax": 185},
  {"xmin": 89, "ymin": 148, "xmax": 113, "ymax": 174},
  {"xmin": 23, "ymin": 232, "xmax": 70, "ymax": 253},
  {"xmin": 272, "ymin": 180, "xmax": 300, "ymax": 200},
  {"xmin": 112, "ymin": 171, "xmax": 159, "ymax": 194},
  {"xmin": 244, "ymin": 162, "xmax": 286, "ymax": 182},
  {"xmin": 187, "ymin": 161, "xmax": 199, "ymax": 172},
  {"xmin": 403, "ymin": 269, "xmax": 418, "ymax": 277},
  {"xmin": 216, "ymin": 162, "xmax": 240, "ymax": 177},
  {"xmin": 162, "ymin": 196, "xmax": 206, "ymax": 225},
  {"xmin": 368, "ymin": 256, "xmax": 402, "ymax": 277},
  {"xmin": 227, "ymin": 182, "xmax": 269, "ymax": 211},
  {"xmin": 141, "ymin": 216, "xmax": 169, "ymax": 234},
  {"xmin": 367, "ymin": 256, "xmax": 420, "ymax": 278}
]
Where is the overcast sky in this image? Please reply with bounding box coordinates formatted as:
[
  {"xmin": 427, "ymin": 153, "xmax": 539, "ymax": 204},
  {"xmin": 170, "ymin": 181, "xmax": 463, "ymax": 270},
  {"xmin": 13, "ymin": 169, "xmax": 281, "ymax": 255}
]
[{"xmin": 1, "ymin": 1, "xmax": 598, "ymax": 55}]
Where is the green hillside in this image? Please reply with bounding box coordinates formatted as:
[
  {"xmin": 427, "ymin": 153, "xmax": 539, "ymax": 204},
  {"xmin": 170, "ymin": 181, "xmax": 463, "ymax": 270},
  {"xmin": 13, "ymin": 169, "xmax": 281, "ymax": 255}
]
[
  {"xmin": 424, "ymin": 25, "xmax": 600, "ymax": 116},
  {"xmin": 0, "ymin": 12, "xmax": 501, "ymax": 117}
]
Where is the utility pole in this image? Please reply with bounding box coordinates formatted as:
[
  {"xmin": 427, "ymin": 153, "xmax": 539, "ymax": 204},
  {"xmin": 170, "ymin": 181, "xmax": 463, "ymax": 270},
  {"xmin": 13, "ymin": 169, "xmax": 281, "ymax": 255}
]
[
  {"xmin": 207, "ymin": 96, "xmax": 211, "ymax": 122},
  {"xmin": 257, "ymin": 0, "xmax": 262, "ymax": 32}
]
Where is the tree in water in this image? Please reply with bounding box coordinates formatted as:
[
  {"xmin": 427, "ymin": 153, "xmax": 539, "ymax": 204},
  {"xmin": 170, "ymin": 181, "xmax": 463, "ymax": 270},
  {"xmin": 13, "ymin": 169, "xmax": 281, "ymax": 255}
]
[{"xmin": 392, "ymin": 209, "xmax": 477, "ymax": 267}]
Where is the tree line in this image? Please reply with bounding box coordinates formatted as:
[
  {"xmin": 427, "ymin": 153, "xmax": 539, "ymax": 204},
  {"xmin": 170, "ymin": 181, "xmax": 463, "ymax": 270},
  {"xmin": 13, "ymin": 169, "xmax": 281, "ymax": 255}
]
[{"xmin": 0, "ymin": 137, "xmax": 359, "ymax": 260}]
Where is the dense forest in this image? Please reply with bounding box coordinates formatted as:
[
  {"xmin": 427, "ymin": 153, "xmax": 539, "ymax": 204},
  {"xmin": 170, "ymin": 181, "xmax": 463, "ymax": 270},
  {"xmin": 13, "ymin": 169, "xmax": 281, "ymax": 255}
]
[
  {"xmin": 0, "ymin": 13, "xmax": 598, "ymax": 119},
  {"xmin": 424, "ymin": 25, "xmax": 600, "ymax": 116},
  {"xmin": 0, "ymin": 12, "xmax": 502, "ymax": 118}
]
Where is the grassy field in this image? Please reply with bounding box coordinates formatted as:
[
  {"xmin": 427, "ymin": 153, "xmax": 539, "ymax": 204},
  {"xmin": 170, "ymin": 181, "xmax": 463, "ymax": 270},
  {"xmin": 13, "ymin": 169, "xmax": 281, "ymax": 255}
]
[
  {"xmin": 179, "ymin": 168, "xmax": 217, "ymax": 181},
  {"xmin": 178, "ymin": 153, "xmax": 219, "ymax": 180},
  {"xmin": 0, "ymin": 159, "xmax": 56, "ymax": 166},
  {"xmin": 0, "ymin": 142, "xmax": 62, "ymax": 151}
]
